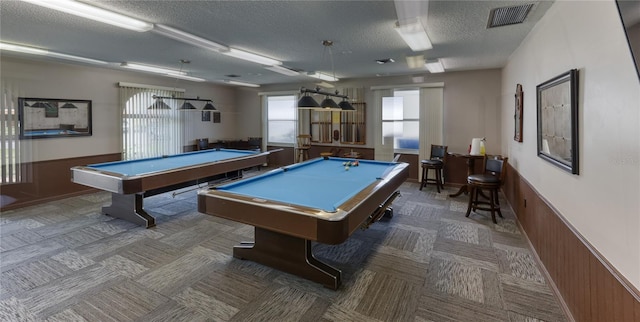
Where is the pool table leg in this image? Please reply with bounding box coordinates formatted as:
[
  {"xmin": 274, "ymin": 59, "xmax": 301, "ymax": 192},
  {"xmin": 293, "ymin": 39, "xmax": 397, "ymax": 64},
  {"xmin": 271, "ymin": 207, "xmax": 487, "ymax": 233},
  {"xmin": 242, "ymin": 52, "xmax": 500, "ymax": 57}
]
[
  {"xmin": 233, "ymin": 227, "xmax": 341, "ymax": 290},
  {"xmin": 102, "ymin": 193, "xmax": 156, "ymax": 228}
]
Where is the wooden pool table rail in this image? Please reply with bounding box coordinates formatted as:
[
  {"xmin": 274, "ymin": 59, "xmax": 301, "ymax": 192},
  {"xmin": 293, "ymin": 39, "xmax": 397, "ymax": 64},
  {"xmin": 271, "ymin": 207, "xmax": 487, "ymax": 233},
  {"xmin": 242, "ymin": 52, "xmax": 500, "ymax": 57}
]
[{"xmin": 70, "ymin": 150, "xmax": 270, "ymax": 228}]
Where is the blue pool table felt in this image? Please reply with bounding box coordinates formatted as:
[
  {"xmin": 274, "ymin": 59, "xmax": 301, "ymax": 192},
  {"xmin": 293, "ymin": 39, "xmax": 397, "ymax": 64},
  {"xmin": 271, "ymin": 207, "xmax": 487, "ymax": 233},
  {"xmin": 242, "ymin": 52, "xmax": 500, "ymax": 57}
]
[
  {"xmin": 25, "ymin": 130, "xmax": 81, "ymax": 136},
  {"xmin": 216, "ymin": 158, "xmax": 398, "ymax": 213},
  {"xmin": 87, "ymin": 149, "xmax": 258, "ymax": 176}
]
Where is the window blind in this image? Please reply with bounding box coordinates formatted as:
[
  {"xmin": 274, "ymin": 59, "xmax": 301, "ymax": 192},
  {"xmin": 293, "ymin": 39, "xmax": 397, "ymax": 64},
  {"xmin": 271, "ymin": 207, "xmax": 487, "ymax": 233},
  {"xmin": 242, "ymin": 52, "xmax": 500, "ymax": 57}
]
[{"xmin": 119, "ymin": 84, "xmax": 183, "ymax": 160}]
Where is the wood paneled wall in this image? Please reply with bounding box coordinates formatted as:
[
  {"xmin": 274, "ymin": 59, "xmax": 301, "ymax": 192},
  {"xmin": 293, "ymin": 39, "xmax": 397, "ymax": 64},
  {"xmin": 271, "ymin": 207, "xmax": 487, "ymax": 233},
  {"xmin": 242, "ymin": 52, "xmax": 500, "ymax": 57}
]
[
  {"xmin": 503, "ymin": 163, "xmax": 640, "ymax": 321},
  {"xmin": 266, "ymin": 146, "xmax": 294, "ymax": 168},
  {"xmin": 0, "ymin": 153, "xmax": 121, "ymax": 211}
]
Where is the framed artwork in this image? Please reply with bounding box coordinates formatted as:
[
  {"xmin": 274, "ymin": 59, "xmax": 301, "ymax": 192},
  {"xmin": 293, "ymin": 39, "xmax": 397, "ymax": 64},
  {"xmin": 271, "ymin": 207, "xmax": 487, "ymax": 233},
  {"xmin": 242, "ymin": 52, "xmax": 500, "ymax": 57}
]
[
  {"xmin": 616, "ymin": 0, "xmax": 640, "ymax": 81},
  {"xmin": 201, "ymin": 111, "xmax": 211, "ymax": 122},
  {"xmin": 18, "ymin": 98, "xmax": 92, "ymax": 139},
  {"xmin": 514, "ymin": 84, "xmax": 523, "ymax": 142},
  {"xmin": 536, "ymin": 69, "xmax": 579, "ymax": 174}
]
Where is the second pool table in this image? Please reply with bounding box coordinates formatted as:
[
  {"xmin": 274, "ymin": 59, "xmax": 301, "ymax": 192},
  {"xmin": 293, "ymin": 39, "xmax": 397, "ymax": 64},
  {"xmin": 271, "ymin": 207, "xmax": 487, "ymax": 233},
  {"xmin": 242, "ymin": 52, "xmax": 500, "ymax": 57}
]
[
  {"xmin": 71, "ymin": 149, "xmax": 269, "ymax": 227},
  {"xmin": 197, "ymin": 157, "xmax": 409, "ymax": 289}
]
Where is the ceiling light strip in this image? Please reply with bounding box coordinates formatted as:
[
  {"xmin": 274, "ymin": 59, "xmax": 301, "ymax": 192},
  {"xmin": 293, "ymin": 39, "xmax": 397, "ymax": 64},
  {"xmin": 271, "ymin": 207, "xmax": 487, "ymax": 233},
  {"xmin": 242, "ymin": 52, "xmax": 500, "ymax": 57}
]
[
  {"xmin": 425, "ymin": 59, "xmax": 444, "ymax": 73},
  {"xmin": 121, "ymin": 62, "xmax": 186, "ymax": 75},
  {"xmin": 166, "ymin": 73, "xmax": 206, "ymax": 82},
  {"xmin": 224, "ymin": 48, "xmax": 282, "ymax": 66},
  {"xmin": 394, "ymin": 20, "xmax": 433, "ymax": 51},
  {"xmin": 264, "ymin": 65, "xmax": 299, "ymax": 76},
  {"xmin": 152, "ymin": 24, "xmax": 229, "ymax": 52},
  {"xmin": 224, "ymin": 80, "xmax": 260, "ymax": 88},
  {"xmin": 0, "ymin": 42, "xmax": 108, "ymax": 65},
  {"xmin": 20, "ymin": 0, "xmax": 153, "ymax": 32},
  {"xmin": 0, "ymin": 42, "xmax": 48, "ymax": 55},
  {"xmin": 47, "ymin": 52, "xmax": 108, "ymax": 65},
  {"xmin": 307, "ymin": 72, "xmax": 339, "ymax": 82}
]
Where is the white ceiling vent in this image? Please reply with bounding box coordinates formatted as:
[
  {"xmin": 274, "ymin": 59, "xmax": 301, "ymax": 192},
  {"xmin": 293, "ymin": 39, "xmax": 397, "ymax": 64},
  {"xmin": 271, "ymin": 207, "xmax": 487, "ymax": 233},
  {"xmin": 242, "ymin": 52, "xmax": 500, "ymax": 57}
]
[{"xmin": 487, "ymin": 4, "xmax": 534, "ymax": 28}]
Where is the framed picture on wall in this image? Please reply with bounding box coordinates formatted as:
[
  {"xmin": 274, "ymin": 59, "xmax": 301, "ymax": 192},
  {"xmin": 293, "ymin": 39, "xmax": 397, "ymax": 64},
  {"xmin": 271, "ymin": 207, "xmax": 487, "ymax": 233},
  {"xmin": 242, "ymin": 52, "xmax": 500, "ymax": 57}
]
[
  {"xmin": 18, "ymin": 98, "xmax": 92, "ymax": 139},
  {"xmin": 536, "ymin": 69, "xmax": 579, "ymax": 174},
  {"xmin": 213, "ymin": 111, "xmax": 221, "ymax": 123},
  {"xmin": 514, "ymin": 84, "xmax": 523, "ymax": 142}
]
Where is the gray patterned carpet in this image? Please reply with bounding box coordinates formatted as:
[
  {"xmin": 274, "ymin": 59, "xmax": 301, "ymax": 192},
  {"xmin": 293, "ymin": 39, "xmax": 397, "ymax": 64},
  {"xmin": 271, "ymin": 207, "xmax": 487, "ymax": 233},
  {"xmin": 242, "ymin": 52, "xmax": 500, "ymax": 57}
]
[{"xmin": 0, "ymin": 169, "xmax": 567, "ymax": 321}]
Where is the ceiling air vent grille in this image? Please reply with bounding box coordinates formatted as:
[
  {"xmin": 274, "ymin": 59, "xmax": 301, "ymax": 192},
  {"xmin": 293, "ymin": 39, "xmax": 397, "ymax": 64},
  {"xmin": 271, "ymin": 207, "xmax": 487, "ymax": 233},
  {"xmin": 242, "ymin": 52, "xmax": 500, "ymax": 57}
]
[{"xmin": 487, "ymin": 3, "xmax": 534, "ymax": 28}]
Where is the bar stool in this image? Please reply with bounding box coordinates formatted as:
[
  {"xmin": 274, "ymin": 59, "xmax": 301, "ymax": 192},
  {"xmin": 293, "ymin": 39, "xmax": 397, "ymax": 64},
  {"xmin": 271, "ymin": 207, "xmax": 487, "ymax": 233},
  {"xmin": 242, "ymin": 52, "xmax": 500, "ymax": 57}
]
[
  {"xmin": 196, "ymin": 138, "xmax": 209, "ymax": 150},
  {"xmin": 296, "ymin": 134, "xmax": 311, "ymax": 163},
  {"xmin": 420, "ymin": 145, "xmax": 447, "ymax": 193},
  {"xmin": 465, "ymin": 156, "xmax": 508, "ymax": 224}
]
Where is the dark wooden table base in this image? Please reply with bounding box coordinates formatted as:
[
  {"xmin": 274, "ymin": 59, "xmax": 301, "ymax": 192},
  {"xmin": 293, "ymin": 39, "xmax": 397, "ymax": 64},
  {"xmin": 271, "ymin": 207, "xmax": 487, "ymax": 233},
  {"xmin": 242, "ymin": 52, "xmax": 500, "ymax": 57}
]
[{"xmin": 233, "ymin": 227, "xmax": 341, "ymax": 290}]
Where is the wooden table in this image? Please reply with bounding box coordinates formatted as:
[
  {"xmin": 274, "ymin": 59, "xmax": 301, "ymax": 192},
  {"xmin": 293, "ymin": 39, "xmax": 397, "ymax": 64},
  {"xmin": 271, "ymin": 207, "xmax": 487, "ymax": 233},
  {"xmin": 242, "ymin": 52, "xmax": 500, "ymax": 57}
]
[{"xmin": 448, "ymin": 153, "xmax": 484, "ymax": 198}]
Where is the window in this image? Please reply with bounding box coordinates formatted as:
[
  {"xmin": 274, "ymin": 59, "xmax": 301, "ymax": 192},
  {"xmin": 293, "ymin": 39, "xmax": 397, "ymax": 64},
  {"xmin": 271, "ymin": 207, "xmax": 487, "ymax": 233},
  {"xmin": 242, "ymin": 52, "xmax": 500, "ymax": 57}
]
[
  {"xmin": 121, "ymin": 89, "xmax": 183, "ymax": 160},
  {"xmin": 382, "ymin": 89, "xmax": 419, "ymax": 151},
  {"xmin": 266, "ymin": 95, "xmax": 296, "ymax": 144}
]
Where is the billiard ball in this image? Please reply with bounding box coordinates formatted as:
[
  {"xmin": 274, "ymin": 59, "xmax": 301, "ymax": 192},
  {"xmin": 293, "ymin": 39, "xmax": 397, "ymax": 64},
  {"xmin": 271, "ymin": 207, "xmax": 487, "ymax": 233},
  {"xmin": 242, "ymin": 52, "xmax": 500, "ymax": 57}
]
[{"xmin": 345, "ymin": 166, "xmax": 350, "ymax": 171}]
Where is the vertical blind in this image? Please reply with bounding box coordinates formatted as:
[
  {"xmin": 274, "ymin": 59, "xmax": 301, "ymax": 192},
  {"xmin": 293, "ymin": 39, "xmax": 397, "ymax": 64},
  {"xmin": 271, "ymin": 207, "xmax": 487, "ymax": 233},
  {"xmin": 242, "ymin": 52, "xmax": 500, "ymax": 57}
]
[
  {"xmin": 0, "ymin": 81, "xmax": 27, "ymax": 184},
  {"xmin": 119, "ymin": 84, "xmax": 183, "ymax": 160}
]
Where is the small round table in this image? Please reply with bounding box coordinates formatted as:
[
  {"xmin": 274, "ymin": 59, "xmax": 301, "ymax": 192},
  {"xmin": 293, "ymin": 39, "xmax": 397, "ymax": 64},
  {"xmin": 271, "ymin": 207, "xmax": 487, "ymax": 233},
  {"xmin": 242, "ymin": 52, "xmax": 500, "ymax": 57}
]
[{"xmin": 448, "ymin": 153, "xmax": 485, "ymax": 198}]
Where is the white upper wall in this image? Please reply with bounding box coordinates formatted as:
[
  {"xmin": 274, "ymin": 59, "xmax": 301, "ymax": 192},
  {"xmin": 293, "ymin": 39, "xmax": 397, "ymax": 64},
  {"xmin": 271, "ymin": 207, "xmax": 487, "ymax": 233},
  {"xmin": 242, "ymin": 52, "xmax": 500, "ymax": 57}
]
[
  {"xmin": 1, "ymin": 57, "xmax": 238, "ymax": 162},
  {"xmin": 502, "ymin": 0, "xmax": 640, "ymax": 288}
]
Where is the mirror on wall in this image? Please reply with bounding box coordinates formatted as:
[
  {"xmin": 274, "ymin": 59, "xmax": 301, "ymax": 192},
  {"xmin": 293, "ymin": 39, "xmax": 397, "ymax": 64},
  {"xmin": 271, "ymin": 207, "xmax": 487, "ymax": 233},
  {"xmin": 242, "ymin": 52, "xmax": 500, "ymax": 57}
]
[
  {"xmin": 18, "ymin": 98, "xmax": 92, "ymax": 139},
  {"xmin": 616, "ymin": 0, "xmax": 640, "ymax": 80}
]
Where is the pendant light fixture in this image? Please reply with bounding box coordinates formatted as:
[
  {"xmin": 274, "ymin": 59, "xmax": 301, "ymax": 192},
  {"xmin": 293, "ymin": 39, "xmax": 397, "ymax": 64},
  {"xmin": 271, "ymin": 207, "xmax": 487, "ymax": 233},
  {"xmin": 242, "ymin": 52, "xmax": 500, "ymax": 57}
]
[
  {"xmin": 297, "ymin": 40, "xmax": 354, "ymax": 111},
  {"xmin": 146, "ymin": 59, "xmax": 216, "ymax": 110},
  {"xmin": 297, "ymin": 92, "xmax": 320, "ymax": 108},
  {"xmin": 147, "ymin": 97, "xmax": 172, "ymax": 110},
  {"xmin": 202, "ymin": 101, "xmax": 217, "ymax": 110},
  {"xmin": 298, "ymin": 87, "xmax": 354, "ymax": 111},
  {"xmin": 178, "ymin": 101, "xmax": 197, "ymax": 110},
  {"xmin": 152, "ymin": 95, "xmax": 217, "ymax": 111},
  {"xmin": 60, "ymin": 102, "xmax": 79, "ymax": 109}
]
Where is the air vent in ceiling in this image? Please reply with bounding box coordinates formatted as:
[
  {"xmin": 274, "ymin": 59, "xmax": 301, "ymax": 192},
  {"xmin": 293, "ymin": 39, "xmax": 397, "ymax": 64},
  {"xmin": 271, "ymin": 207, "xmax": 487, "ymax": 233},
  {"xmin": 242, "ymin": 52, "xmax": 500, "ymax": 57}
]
[{"xmin": 487, "ymin": 3, "xmax": 534, "ymax": 28}]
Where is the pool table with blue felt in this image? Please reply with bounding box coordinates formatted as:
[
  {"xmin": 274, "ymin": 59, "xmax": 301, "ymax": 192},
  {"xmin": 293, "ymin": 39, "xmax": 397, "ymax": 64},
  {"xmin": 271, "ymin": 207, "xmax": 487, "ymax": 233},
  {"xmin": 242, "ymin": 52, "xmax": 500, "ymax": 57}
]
[
  {"xmin": 23, "ymin": 129, "xmax": 83, "ymax": 137},
  {"xmin": 197, "ymin": 157, "xmax": 409, "ymax": 289},
  {"xmin": 71, "ymin": 149, "xmax": 269, "ymax": 227}
]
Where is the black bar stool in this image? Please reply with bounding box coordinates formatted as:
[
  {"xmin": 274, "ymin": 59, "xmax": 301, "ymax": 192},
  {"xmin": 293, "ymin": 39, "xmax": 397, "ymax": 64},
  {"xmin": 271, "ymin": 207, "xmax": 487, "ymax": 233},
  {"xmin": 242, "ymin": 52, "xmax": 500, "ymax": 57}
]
[
  {"xmin": 465, "ymin": 156, "xmax": 508, "ymax": 224},
  {"xmin": 420, "ymin": 145, "xmax": 447, "ymax": 193}
]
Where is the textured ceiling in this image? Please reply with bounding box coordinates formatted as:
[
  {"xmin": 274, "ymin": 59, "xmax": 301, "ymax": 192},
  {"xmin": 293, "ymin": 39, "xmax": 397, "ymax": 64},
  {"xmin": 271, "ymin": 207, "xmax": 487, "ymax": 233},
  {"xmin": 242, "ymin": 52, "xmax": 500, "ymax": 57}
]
[{"xmin": 0, "ymin": 0, "xmax": 554, "ymax": 87}]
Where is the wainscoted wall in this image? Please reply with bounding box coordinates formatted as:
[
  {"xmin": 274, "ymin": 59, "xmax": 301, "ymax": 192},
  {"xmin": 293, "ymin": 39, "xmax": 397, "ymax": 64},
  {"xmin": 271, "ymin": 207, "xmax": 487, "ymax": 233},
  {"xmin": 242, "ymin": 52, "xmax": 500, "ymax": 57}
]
[
  {"xmin": 265, "ymin": 146, "xmax": 294, "ymax": 168},
  {"xmin": 0, "ymin": 153, "xmax": 121, "ymax": 211},
  {"xmin": 503, "ymin": 164, "xmax": 640, "ymax": 321}
]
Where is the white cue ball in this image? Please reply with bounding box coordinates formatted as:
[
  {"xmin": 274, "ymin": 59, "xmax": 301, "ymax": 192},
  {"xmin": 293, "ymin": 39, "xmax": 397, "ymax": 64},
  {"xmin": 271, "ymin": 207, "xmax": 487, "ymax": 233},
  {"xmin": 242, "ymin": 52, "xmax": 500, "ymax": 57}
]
[{"xmin": 345, "ymin": 166, "xmax": 350, "ymax": 171}]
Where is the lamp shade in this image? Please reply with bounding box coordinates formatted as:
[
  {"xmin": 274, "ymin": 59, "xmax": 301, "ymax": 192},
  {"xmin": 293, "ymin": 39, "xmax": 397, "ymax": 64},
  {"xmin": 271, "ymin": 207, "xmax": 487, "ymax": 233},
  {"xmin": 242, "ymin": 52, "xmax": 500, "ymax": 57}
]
[
  {"xmin": 338, "ymin": 100, "xmax": 355, "ymax": 111},
  {"xmin": 178, "ymin": 101, "xmax": 197, "ymax": 110},
  {"xmin": 297, "ymin": 95, "xmax": 319, "ymax": 108},
  {"xmin": 147, "ymin": 98, "xmax": 171, "ymax": 110},
  {"xmin": 320, "ymin": 97, "xmax": 340, "ymax": 110},
  {"xmin": 30, "ymin": 102, "xmax": 50, "ymax": 108},
  {"xmin": 60, "ymin": 103, "xmax": 78, "ymax": 109},
  {"xmin": 202, "ymin": 102, "xmax": 217, "ymax": 110}
]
